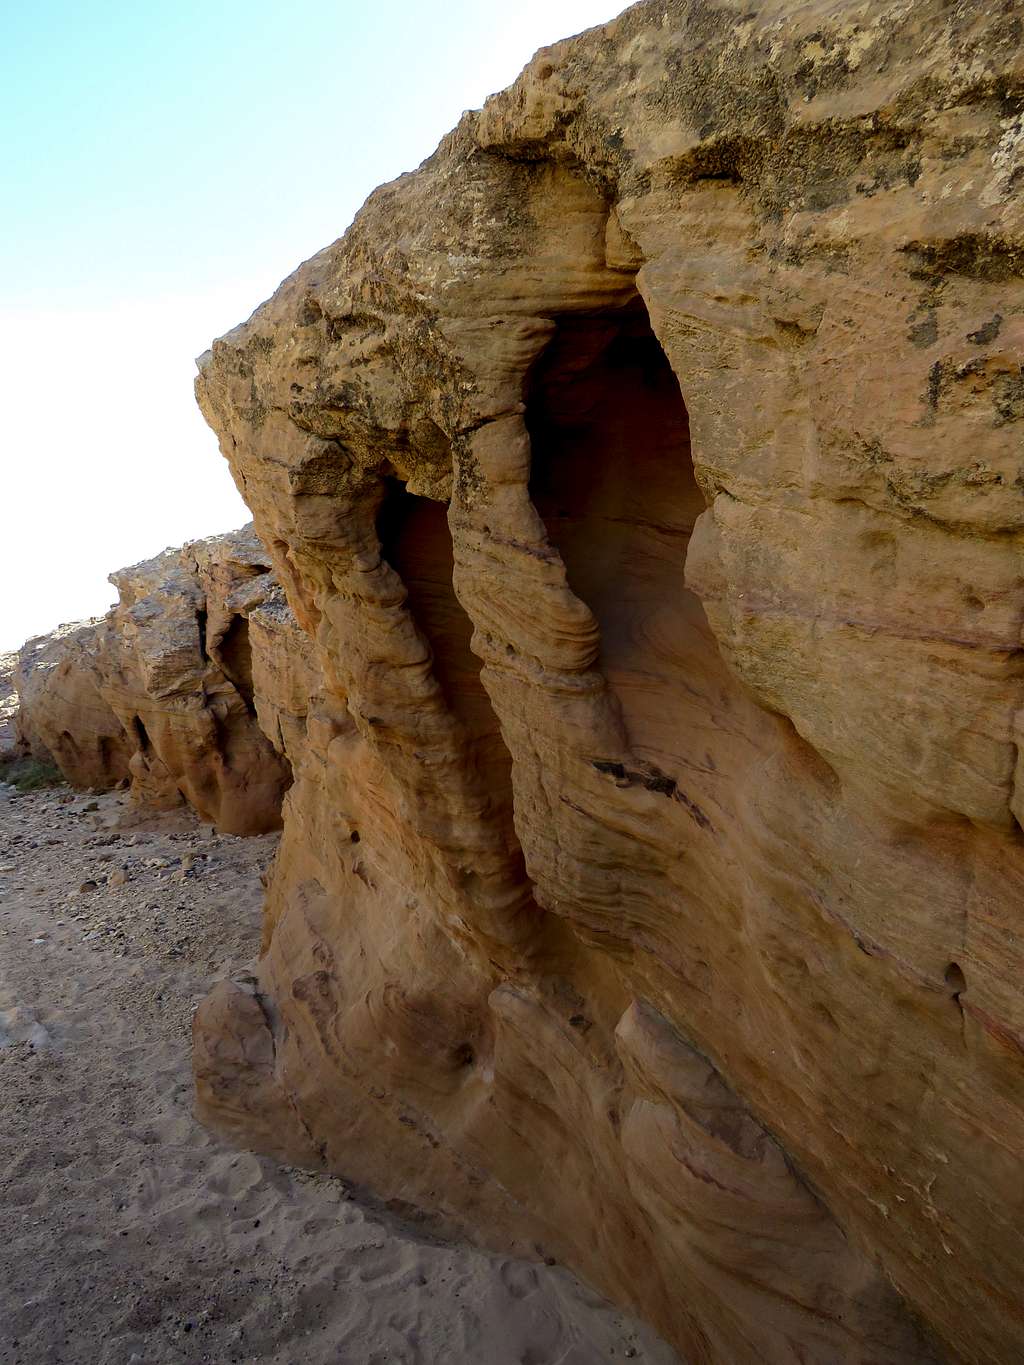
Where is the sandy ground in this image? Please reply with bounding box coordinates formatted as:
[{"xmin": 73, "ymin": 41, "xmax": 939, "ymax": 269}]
[{"xmin": 0, "ymin": 782, "xmax": 680, "ymax": 1365}]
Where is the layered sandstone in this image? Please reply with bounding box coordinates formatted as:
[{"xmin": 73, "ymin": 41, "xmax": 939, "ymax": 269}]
[
  {"xmin": 15, "ymin": 528, "xmax": 295, "ymax": 834},
  {"xmin": 192, "ymin": 1, "xmax": 1024, "ymax": 1361}
]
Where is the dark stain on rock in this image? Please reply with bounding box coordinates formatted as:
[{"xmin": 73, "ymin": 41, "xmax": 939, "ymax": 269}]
[
  {"xmin": 926, "ymin": 361, "xmax": 944, "ymax": 410},
  {"xmin": 903, "ymin": 234, "xmax": 1024, "ymax": 284},
  {"xmin": 967, "ymin": 314, "xmax": 1003, "ymax": 345},
  {"xmin": 908, "ymin": 312, "xmax": 938, "ymax": 348}
]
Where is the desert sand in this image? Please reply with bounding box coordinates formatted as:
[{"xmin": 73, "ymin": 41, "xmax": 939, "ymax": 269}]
[{"xmin": 0, "ymin": 780, "xmax": 679, "ymax": 1365}]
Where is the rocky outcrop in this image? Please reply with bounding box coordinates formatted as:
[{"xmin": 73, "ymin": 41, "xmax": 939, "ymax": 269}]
[
  {"xmin": 192, "ymin": 2, "xmax": 1024, "ymax": 1361},
  {"xmin": 15, "ymin": 528, "xmax": 295, "ymax": 834},
  {"xmin": 1, "ymin": 651, "xmax": 25, "ymax": 762},
  {"xmin": 14, "ymin": 621, "xmax": 135, "ymax": 788}
]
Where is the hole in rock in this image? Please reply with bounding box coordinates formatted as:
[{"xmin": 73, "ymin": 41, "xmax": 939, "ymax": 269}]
[
  {"xmin": 451, "ymin": 1042, "xmax": 475, "ymax": 1068},
  {"xmin": 131, "ymin": 715, "xmax": 153, "ymax": 756},
  {"xmin": 944, "ymin": 961, "xmax": 966, "ymax": 998},
  {"xmin": 376, "ymin": 479, "xmax": 518, "ymax": 848},
  {"xmin": 196, "ymin": 608, "xmax": 208, "ymax": 661},
  {"xmin": 218, "ymin": 614, "xmax": 257, "ymax": 716},
  {"xmin": 526, "ymin": 297, "xmax": 755, "ymax": 784}
]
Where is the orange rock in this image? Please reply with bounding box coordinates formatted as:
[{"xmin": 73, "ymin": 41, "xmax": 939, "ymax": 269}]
[{"xmin": 192, "ymin": 3, "xmax": 1024, "ymax": 1361}]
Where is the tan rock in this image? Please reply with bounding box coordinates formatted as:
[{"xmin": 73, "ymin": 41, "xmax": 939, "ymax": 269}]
[
  {"xmin": 15, "ymin": 527, "xmax": 293, "ymax": 835},
  {"xmin": 192, "ymin": 2, "xmax": 1023, "ymax": 1363},
  {"xmin": 14, "ymin": 621, "xmax": 135, "ymax": 788}
]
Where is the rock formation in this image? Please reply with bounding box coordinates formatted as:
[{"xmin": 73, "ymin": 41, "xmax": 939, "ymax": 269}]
[
  {"xmin": 191, "ymin": 1, "xmax": 1024, "ymax": 1361},
  {"xmin": 1, "ymin": 651, "xmax": 25, "ymax": 762},
  {"xmin": 14, "ymin": 620, "xmax": 135, "ymax": 789},
  {"xmin": 15, "ymin": 528, "xmax": 295, "ymax": 835}
]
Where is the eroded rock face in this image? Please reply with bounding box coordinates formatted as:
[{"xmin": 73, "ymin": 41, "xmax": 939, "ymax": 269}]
[
  {"xmin": 14, "ymin": 621, "xmax": 135, "ymax": 787},
  {"xmin": 0, "ymin": 652, "xmax": 21, "ymax": 762},
  {"xmin": 16, "ymin": 528, "xmax": 295, "ymax": 834},
  {"xmin": 193, "ymin": 2, "xmax": 1024, "ymax": 1361}
]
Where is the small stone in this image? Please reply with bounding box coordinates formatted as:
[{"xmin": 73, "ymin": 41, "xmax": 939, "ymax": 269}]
[{"xmin": 78, "ymin": 880, "xmax": 98, "ymax": 894}]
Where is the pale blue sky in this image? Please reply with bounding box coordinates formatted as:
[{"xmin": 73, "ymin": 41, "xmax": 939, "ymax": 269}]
[{"xmin": 1, "ymin": 0, "xmax": 622, "ymax": 649}]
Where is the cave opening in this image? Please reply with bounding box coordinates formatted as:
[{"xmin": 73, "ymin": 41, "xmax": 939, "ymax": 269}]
[
  {"xmin": 526, "ymin": 296, "xmax": 734, "ymax": 780},
  {"xmin": 131, "ymin": 714, "xmax": 153, "ymax": 756},
  {"xmin": 944, "ymin": 961, "xmax": 967, "ymax": 999},
  {"xmin": 376, "ymin": 479, "xmax": 517, "ymax": 845},
  {"xmin": 218, "ymin": 614, "xmax": 257, "ymax": 717}
]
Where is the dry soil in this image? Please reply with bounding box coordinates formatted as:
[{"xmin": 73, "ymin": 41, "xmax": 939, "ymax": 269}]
[{"xmin": 0, "ymin": 782, "xmax": 680, "ymax": 1365}]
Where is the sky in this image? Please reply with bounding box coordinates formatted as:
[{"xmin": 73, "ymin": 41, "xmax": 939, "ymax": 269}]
[{"xmin": 0, "ymin": 0, "xmax": 624, "ymax": 652}]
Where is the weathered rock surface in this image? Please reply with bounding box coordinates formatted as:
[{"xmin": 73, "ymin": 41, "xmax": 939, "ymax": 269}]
[
  {"xmin": 0, "ymin": 651, "xmax": 23, "ymax": 761},
  {"xmin": 14, "ymin": 621, "xmax": 135, "ymax": 788},
  {"xmin": 192, "ymin": 2, "xmax": 1024, "ymax": 1361},
  {"xmin": 15, "ymin": 528, "xmax": 295, "ymax": 834}
]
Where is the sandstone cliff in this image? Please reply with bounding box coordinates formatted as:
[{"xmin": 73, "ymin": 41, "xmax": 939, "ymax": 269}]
[
  {"xmin": 15, "ymin": 528, "xmax": 296, "ymax": 835},
  {"xmin": 192, "ymin": 1, "xmax": 1024, "ymax": 1361}
]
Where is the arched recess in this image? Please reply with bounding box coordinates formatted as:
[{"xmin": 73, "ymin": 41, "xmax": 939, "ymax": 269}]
[
  {"xmin": 525, "ymin": 296, "xmax": 743, "ymax": 785},
  {"xmin": 376, "ymin": 477, "xmax": 519, "ymax": 852},
  {"xmin": 216, "ymin": 614, "xmax": 257, "ymax": 716}
]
